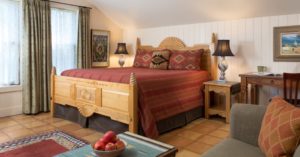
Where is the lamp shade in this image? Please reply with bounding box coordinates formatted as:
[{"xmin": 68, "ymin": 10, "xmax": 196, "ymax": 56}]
[
  {"xmin": 213, "ymin": 40, "xmax": 234, "ymax": 57},
  {"xmin": 115, "ymin": 43, "xmax": 128, "ymax": 54}
]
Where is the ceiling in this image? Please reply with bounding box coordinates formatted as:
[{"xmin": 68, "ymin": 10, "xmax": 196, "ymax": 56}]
[{"xmin": 88, "ymin": 0, "xmax": 300, "ymax": 29}]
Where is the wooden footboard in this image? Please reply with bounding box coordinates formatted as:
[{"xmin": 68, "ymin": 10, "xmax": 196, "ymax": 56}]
[{"xmin": 50, "ymin": 67, "xmax": 138, "ymax": 133}]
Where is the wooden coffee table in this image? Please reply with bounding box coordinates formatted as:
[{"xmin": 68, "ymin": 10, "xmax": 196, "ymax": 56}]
[{"xmin": 56, "ymin": 132, "xmax": 177, "ymax": 157}]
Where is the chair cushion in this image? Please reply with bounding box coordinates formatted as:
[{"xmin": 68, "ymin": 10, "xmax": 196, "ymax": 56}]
[
  {"xmin": 168, "ymin": 49, "xmax": 203, "ymax": 70},
  {"xmin": 133, "ymin": 49, "xmax": 153, "ymax": 68},
  {"xmin": 258, "ymin": 96, "xmax": 300, "ymax": 157},
  {"xmin": 150, "ymin": 50, "xmax": 170, "ymax": 70},
  {"xmin": 202, "ymin": 138, "xmax": 264, "ymax": 157}
]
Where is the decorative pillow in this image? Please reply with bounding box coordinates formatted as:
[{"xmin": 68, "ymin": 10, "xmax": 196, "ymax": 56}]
[
  {"xmin": 258, "ymin": 96, "xmax": 300, "ymax": 157},
  {"xmin": 133, "ymin": 49, "xmax": 153, "ymax": 68},
  {"xmin": 150, "ymin": 50, "xmax": 170, "ymax": 70},
  {"xmin": 168, "ymin": 49, "xmax": 204, "ymax": 70}
]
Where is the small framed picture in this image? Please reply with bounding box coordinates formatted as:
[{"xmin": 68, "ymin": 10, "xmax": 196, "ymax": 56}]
[
  {"xmin": 274, "ymin": 25, "xmax": 300, "ymax": 62},
  {"xmin": 91, "ymin": 30, "xmax": 110, "ymax": 67}
]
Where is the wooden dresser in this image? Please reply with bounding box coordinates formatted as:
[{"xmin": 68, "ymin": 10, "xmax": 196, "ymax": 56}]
[{"xmin": 239, "ymin": 73, "xmax": 283, "ymax": 104}]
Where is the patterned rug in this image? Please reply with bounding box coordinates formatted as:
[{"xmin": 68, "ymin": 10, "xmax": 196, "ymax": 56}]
[{"xmin": 0, "ymin": 130, "xmax": 88, "ymax": 157}]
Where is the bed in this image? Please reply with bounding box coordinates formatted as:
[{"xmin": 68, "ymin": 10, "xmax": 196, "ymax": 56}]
[{"xmin": 50, "ymin": 37, "xmax": 217, "ymax": 138}]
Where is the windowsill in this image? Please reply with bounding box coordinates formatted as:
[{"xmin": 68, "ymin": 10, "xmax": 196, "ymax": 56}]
[{"xmin": 0, "ymin": 85, "xmax": 22, "ymax": 93}]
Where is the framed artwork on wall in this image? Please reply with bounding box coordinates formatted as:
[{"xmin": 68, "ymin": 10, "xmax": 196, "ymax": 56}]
[
  {"xmin": 91, "ymin": 29, "xmax": 110, "ymax": 67},
  {"xmin": 274, "ymin": 25, "xmax": 300, "ymax": 62}
]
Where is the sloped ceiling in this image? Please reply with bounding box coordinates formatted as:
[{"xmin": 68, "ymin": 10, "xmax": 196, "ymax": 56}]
[{"xmin": 88, "ymin": 0, "xmax": 300, "ymax": 28}]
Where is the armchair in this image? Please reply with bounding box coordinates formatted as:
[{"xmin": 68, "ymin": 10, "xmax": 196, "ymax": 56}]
[{"xmin": 202, "ymin": 103, "xmax": 300, "ymax": 157}]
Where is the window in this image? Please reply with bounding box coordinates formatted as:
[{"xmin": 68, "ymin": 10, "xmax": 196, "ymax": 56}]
[
  {"xmin": 0, "ymin": 0, "xmax": 20, "ymax": 86},
  {"xmin": 51, "ymin": 7, "xmax": 78, "ymax": 75}
]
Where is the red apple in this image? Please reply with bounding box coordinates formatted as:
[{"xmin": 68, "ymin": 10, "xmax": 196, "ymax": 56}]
[
  {"xmin": 102, "ymin": 131, "xmax": 117, "ymax": 143},
  {"xmin": 99, "ymin": 137, "xmax": 110, "ymax": 145},
  {"xmin": 94, "ymin": 141, "xmax": 106, "ymax": 151},
  {"xmin": 111, "ymin": 137, "xmax": 119, "ymax": 143},
  {"xmin": 115, "ymin": 140, "xmax": 125, "ymax": 149},
  {"xmin": 105, "ymin": 142, "xmax": 117, "ymax": 151}
]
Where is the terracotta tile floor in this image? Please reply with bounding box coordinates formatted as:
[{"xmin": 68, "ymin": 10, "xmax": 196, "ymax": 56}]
[{"xmin": 0, "ymin": 113, "xmax": 229, "ymax": 156}]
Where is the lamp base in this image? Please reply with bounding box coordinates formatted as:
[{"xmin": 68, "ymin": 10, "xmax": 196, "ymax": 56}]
[
  {"xmin": 118, "ymin": 54, "xmax": 125, "ymax": 67},
  {"xmin": 216, "ymin": 79, "xmax": 227, "ymax": 83},
  {"xmin": 218, "ymin": 57, "xmax": 228, "ymax": 81}
]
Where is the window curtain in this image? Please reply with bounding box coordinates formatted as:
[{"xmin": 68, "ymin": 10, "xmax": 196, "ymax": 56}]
[
  {"xmin": 22, "ymin": 0, "xmax": 52, "ymax": 114},
  {"xmin": 51, "ymin": 8, "xmax": 78, "ymax": 75},
  {"xmin": 0, "ymin": 0, "xmax": 20, "ymax": 86},
  {"xmin": 77, "ymin": 7, "xmax": 91, "ymax": 68}
]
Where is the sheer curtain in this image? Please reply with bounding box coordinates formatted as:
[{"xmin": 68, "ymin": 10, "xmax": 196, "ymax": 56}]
[
  {"xmin": 51, "ymin": 8, "xmax": 78, "ymax": 75},
  {"xmin": 0, "ymin": 0, "xmax": 20, "ymax": 86}
]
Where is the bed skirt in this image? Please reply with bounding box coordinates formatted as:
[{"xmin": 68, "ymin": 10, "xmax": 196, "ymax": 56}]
[{"xmin": 54, "ymin": 104, "xmax": 204, "ymax": 135}]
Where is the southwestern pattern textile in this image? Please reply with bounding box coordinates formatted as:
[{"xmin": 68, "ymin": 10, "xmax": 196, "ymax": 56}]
[
  {"xmin": 133, "ymin": 49, "xmax": 153, "ymax": 68},
  {"xmin": 62, "ymin": 67, "xmax": 210, "ymax": 137},
  {"xmin": 168, "ymin": 49, "xmax": 204, "ymax": 70},
  {"xmin": 0, "ymin": 131, "xmax": 88, "ymax": 157},
  {"xmin": 258, "ymin": 96, "xmax": 300, "ymax": 157},
  {"xmin": 150, "ymin": 50, "xmax": 170, "ymax": 70}
]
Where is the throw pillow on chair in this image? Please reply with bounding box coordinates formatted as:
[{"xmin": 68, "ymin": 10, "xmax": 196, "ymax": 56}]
[{"xmin": 258, "ymin": 96, "xmax": 300, "ymax": 157}]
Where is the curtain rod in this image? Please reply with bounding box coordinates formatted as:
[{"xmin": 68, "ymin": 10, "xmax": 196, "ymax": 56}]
[{"xmin": 49, "ymin": 1, "xmax": 92, "ymax": 9}]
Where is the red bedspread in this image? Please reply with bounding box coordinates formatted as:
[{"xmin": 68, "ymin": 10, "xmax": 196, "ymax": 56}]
[{"xmin": 62, "ymin": 67, "xmax": 210, "ymax": 138}]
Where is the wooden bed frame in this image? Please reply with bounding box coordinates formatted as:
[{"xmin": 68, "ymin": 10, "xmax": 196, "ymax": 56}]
[{"xmin": 50, "ymin": 36, "xmax": 217, "ymax": 133}]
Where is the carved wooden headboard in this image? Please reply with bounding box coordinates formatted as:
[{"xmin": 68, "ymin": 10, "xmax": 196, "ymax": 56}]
[{"xmin": 136, "ymin": 36, "xmax": 217, "ymax": 80}]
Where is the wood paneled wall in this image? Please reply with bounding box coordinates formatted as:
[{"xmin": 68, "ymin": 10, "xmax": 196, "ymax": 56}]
[
  {"xmin": 135, "ymin": 14, "xmax": 300, "ymax": 81},
  {"xmin": 125, "ymin": 13, "xmax": 300, "ymax": 104}
]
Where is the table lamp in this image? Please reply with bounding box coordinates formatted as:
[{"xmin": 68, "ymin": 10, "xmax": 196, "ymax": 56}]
[
  {"xmin": 115, "ymin": 43, "xmax": 129, "ymax": 67},
  {"xmin": 212, "ymin": 40, "xmax": 234, "ymax": 82}
]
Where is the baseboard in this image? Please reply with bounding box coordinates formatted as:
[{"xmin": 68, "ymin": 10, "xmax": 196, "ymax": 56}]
[{"xmin": 0, "ymin": 106, "xmax": 22, "ymax": 117}]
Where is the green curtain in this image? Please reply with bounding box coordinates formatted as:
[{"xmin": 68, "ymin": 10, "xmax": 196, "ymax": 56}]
[
  {"xmin": 22, "ymin": 0, "xmax": 52, "ymax": 114},
  {"xmin": 77, "ymin": 7, "xmax": 91, "ymax": 68}
]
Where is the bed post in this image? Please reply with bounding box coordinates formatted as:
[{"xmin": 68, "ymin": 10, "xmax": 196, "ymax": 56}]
[
  {"xmin": 129, "ymin": 73, "xmax": 138, "ymax": 133},
  {"xmin": 50, "ymin": 67, "xmax": 56, "ymax": 117},
  {"xmin": 136, "ymin": 38, "xmax": 141, "ymax": 49},
  {"xmin": 211, "ymin": 33, "xmax": 218, "ymax": 80}
]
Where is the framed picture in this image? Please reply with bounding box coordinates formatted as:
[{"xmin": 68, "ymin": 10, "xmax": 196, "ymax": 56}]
[
  {"xmin": 91, "ymin": 30, "xmax": 110, "ymax": 67},
  {"xmin": 274, "ymin": 25, "xmax": 300, "ymax": 62}
]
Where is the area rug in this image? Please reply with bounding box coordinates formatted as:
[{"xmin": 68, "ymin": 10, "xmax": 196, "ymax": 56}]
[{"xmin": 0, "ymin": 130, "xmax": 88, "ymax": 157}]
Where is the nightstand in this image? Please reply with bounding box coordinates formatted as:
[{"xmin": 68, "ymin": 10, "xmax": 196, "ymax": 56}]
[{"xmin": 204, "ymin": 81, "xmax": 241, "ymax": 123}]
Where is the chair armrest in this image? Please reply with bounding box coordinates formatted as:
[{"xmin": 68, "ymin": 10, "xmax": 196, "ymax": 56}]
[{"xmin": 230, "ymin": 103, "xmax": 267, "ymax": 147}]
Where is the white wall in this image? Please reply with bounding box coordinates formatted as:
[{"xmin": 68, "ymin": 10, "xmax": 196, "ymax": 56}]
[
  {"xmin": 0, "ymin": 87, "xmax": 22, "ymax": 117},
  {"xmin": 124, "ymin": 14, "xmax": 300, "ymax": 104}
]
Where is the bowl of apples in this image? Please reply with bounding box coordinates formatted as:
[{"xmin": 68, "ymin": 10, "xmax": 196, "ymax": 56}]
[{"xmin": 93, "ymin": 131, "xmax": 127, "ymax": 157}]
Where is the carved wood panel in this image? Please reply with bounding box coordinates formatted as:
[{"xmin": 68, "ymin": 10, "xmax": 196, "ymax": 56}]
[
  {"xmin": 77, "ymin": 102, "xmax": 97, "ymax": 117},
  {"xmin": 75, "ymin": 86, "xmax": 101, "ymax": 106}
]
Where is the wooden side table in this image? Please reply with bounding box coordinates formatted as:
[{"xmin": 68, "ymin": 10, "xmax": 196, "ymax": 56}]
[{"xmin": 204, "ymin": 81, "xmax": 241, "ymax": 123}]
